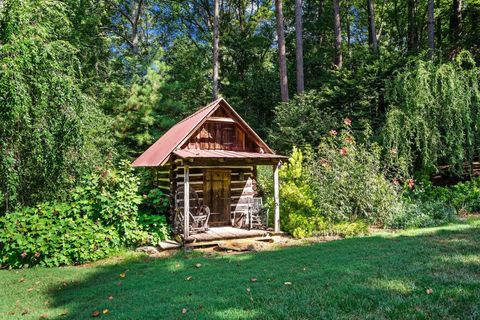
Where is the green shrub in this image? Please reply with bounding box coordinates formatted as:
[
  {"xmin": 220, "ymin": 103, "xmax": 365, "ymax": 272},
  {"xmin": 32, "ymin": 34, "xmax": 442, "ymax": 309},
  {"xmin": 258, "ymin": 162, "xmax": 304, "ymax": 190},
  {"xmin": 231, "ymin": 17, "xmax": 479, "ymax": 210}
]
[
  {"xmin": 330, "ymin": 221, "xmax": 369, "ymax": 238},
  {"xmin": 307, "ymin": 122, "xmax": 401, "ymax": 224},
  {"xmin": 0, "ymin": 161, "xmax": 159, "ymax": 268},
  {"xmin": 138, "ymin": 213, "xmax": 170, "ymax": 245},
  {"xmin": 385, "ymin": 200, "xmax": 456, "ymax": 229},
  {"xmin": 0, "ymin": 203, "xmax": 120, "ymax": 268},
  {"xmin": 69, "ymin": 160, "xmax": 146, "ymax": 244},
  {"xmin": 406, "ymin": 177, "xmax": 480, "ymax": 213},
  {"xmin": 141, "ymin": 188, "xmax": 170, "ymax": 215}
]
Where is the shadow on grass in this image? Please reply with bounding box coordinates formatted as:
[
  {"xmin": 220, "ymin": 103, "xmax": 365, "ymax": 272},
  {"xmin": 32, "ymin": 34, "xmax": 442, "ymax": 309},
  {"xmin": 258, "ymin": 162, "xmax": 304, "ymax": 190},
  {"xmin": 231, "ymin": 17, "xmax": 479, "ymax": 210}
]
[{"xmin": 46, "ymin": 225, "xmax": 480, "ymax": 319}]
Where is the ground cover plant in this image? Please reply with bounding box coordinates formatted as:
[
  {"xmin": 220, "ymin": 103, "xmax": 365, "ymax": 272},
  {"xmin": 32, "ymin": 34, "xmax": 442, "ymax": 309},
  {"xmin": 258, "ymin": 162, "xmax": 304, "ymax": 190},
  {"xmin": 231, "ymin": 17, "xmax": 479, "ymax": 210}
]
[
  {"xmin": 0, "ymin": 162, "xmax": 170, "ymax": 268},
  {"xmin": 0, "ymin": 219, "xmax": 479, "ymax": 319}
]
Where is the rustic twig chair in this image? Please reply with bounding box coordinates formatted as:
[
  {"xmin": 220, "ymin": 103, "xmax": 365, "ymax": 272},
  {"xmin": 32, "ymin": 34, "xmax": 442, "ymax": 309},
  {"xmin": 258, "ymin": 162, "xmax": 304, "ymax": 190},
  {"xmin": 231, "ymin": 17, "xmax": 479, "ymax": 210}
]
[
  {"xmin": 173, "ymin": 185, "xmax": 211, "ymax": 234},
  {"xmin": 248, "ymin": 197, "xmax": 267, "ymax": 229}
]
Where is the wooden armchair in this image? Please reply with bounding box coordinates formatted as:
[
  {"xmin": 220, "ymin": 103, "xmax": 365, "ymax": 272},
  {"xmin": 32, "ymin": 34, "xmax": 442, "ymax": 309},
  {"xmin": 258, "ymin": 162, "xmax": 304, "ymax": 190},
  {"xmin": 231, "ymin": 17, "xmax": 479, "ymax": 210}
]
[{"xmin": 173, "ymin": 186, "xmax": 211, "ymax": 234}]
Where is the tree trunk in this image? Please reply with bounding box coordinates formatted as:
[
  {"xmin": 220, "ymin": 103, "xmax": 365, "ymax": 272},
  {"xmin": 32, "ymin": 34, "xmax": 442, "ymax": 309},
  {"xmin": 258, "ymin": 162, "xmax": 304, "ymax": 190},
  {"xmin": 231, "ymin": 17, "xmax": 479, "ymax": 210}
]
[
  {"xmin": 427, "ymin": 0, "xmax": 435, "ymax": 59},
  {"xmin": 436, "ymin": 0, "xmax": 442, "ymax": 49},
  {"xmin": 212, "ymin": 0, "xmax": 220, "ymax": 100},
  {"xmin": 130, "ymin": 0, "xmax": 144, "ymax": 55},
  {"xmin": 332, "ymin": 0, "xmax": 343, "ymax": 68},
  {"xmin": 346, "ymin": 5, "xmax": 351, "ymax": 58},
  {"xmin": 450, "ymin": 0, "xmax": 462, "ymax": 43},
  {"xmin": 367, "ymin": 0, "xmax": 378, "ymax": 55},
  {"xmin": 275, "ymin": 0, "xmax": 289, "ymax": 102},
  {"xmin": 407, "ymin": 0, "xmax": 418, "ymax": 51},
  {"xmin": 295, "ymin": 0, "xmax": 304, "ymax": 94}
]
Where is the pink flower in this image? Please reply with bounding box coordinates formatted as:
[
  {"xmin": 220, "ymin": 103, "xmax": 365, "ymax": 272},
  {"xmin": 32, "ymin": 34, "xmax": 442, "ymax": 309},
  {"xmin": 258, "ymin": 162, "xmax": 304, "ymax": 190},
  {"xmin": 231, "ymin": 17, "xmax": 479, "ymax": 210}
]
[
  {"xmin": 329, "ymin": 129, "xmax": 338, "ymax": 136},
  {"xmin": 344, "ymin": 118, "xmax": 352, "ymax": 126},
  {"xmin": 392, "ymin": 178, "xmax": 400, "ymax": 186},
  {"xmin": 21, "ymin": 252, "xmax": 27, "ymax": 259},
  {"xmin": 34, "ymin": 252, "xmax": 41, "ymax": 258},
  {"xmin": 344, "ymin": 136, "xmax": 353, "ymax": 143},
  {"xmin": 340, "ymin": 147, "xmax": 348, "ymax": 156},
  {"xmin": 407, "ymin": 178, "xmax": 415, "ymax": 189}
]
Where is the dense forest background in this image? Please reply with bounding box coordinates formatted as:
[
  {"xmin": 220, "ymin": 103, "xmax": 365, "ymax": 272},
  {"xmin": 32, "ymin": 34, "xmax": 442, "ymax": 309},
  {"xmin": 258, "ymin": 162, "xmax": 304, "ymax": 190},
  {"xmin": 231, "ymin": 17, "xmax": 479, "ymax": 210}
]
[{"xmin": 1, "ymin": 0, "xmax": 480, "ymax": 212}]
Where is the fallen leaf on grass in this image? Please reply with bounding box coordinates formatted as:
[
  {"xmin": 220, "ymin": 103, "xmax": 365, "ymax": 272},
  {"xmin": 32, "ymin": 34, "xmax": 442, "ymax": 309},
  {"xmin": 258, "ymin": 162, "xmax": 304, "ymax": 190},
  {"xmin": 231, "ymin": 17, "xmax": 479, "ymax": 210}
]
[
  {"xmin": 102, "ymin": 309, "xmax": 109, "ymax": 315},
  {"xmin": 185, "ymin": 276, "xmax": 192, "ymax": 281},
  {"xmin": 246, "ymin": 287, "xmax": 251, "ymax": 292},
  {"xmin": 19, "ymin": 277, "xmax": 25, "ymax": 282},
  {"xmin": 92, "ymin": 310, "xmax": 100, "ymax": 317},
  {"xmin": 426, "ymin": 288, "xmax": 433, "ymax": 294},
  {"xmin": 21, "ymin": 310, "xmax": 29, "ymax": 315},
  {"xmin": 119, "ymin": 272, "xmax": 126, "ymax": 278},
  {"xmin": 27, "ymin": 287, "xmax": 34, "ymax": 292},
  {"xmin": 108, "ymin": 295, "xmax": 113, "ymax": 301},
  {"xmin": 284, "ymin": 282, "xmax": 292, "ymax": 286},
  {"xmin": 182, "ymin": 308, "xmax": 187, "ymax": 314},
  {"xmin": 195, "ymin": 263, "xmax": 202, "ymax": 268},
  {"xmin": 40, "ymin": 313, "xmax": 48, "ymax": 319},
  {"xmin": 250, "ymin": 277, "xmax": 257, "ymax": 282}
]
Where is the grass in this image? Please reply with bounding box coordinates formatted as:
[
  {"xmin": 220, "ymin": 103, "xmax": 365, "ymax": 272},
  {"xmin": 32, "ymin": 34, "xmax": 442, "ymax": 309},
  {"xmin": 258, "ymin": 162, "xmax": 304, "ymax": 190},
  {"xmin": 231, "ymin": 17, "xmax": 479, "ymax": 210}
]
[{"xmin": 1, "ymin": 219, "xmax": 480, "ymax": 320}]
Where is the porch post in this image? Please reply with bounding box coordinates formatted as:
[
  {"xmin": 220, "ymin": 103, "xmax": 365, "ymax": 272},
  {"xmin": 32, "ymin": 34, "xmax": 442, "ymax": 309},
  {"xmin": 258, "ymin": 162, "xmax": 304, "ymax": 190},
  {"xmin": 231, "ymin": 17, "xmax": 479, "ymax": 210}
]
[
  {"xmin": 184, "ymin": 164, "xmax": 190, "ymax": 241},
  {"xmin": 273, "ymin": 161, "xmax": 281, "ymax": 233}
]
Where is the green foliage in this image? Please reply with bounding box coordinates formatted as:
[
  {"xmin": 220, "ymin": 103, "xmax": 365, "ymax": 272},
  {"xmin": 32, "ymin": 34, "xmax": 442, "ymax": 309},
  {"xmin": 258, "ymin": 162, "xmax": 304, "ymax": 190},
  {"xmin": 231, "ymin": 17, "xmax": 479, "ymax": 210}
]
[
  {"xmin": 0, "ymin": 0, "xmax": 114, "ymax": 212},
  {"xmin": 0, "ymin": 203, "xmax": 120, "ymax": 268},
  {"xmin": 141, "ymin": 188, "xmax": 170, "ymax": 215},
  {"xmin": 384, "ymin": 200, "xmax": 457, "ymax": 229},
  {"xmin": 270, "ymin": 91, "xmax": 342, "ymax": 152},
  {"xmin": 383, "ymin": 52, "xmax": 480, "ymax": 177},
  {"xmin": 329, "ymin": 220, "xmax": 369, "ymax": 238},
  {"xmin": 274, "ymin": 147, "xmax": 326, "ymax": 238},
  {"xmin": 0, "ymin": 162, "xmax": 157, "ymax": 268},
  {"xmin": 265, "ymin": 129, "xmax": 401, "ymax": 238},
  {"xmin": 138, "ymin": 213, "xmax": 170, "ymax": 245},
  {"xmin": 69, "ymin": 161, "xmax": 145, "ymax": 244},
  {"xmin": 113, "ymin": 58, "xmax": 189, "ymax": 157},
  {"xmin": 407, "ymin": 177, "xmax": 480, "ymax": 213},
  {"xmin": 308, "ymin": 123, "xmax": 401, "ymax": 224}
]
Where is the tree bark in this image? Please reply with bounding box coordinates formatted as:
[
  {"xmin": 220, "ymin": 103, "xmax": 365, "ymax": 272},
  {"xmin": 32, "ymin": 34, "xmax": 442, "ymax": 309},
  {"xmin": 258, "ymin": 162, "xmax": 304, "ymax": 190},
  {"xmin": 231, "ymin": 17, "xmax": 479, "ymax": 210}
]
[
  {"xmin": 212, "ymin": 0, "xmax": 220, "ymax": 100},
  {"xmin": 130, "ymin": 0, "xmax": 144, "ymax": 55},
  {"xmin": 367, "ymin": 0, "xmax": 378, "ymax": 55},
  {"xmin": 295, "ymin": 0, "xmax": 304, "ymax": 94},
  {"xmin": 407, "ymin": 0, "xmax": 418, "ymax": 51},
  {"xmin": 332, "ymin": 0, "xmax": 343, "ymax": 68},
  {"xmin": 427, "ymin": 0, "xmax": 435, "ymax": 59},
  {"xmin": 275, "ymin": 0, "xmax": 289, "ymax": 102},
  {"xmin": 450, "ymin": 0, "xmax": 462, "ymax": 43},
  {"xmin": 436, "ymin": 0, "xmax": 442, "ymax": 49}
]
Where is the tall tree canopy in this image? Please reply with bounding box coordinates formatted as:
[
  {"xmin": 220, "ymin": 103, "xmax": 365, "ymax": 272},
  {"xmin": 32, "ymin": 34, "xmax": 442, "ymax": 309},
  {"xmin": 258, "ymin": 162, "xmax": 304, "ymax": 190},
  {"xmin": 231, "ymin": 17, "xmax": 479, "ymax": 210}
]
[{"xmin": 1, "ymin": 0, "xmax": 479, "ymax": 212}]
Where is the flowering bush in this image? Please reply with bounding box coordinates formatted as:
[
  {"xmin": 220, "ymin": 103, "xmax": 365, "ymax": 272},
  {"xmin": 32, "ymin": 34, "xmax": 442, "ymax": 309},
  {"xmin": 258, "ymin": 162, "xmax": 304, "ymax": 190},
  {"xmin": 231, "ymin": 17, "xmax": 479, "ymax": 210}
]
[{"xmin": 308, "ymin": 121, "xmax": 401, "ymax": 224}]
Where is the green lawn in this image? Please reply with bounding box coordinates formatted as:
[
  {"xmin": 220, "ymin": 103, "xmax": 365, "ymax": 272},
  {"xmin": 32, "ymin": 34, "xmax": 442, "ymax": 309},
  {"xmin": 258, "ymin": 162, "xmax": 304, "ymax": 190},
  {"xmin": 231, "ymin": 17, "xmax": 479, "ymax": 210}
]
[{"xmin": 1, "ymin": 220, "xmax": 480, "ymax": 320}]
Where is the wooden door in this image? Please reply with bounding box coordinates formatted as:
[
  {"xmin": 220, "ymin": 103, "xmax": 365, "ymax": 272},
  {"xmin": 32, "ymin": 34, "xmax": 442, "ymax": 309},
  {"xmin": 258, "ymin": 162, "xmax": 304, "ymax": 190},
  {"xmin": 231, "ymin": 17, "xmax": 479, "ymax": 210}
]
[{"xmin": 203, "ymin": 169, "xmax": 231, "ymax": 226}]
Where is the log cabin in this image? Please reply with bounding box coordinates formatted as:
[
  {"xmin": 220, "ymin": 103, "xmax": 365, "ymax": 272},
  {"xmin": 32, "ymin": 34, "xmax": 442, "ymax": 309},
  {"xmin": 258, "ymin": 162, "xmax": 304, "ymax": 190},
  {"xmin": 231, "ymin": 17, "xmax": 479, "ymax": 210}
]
[{"xmin": 132, "ymin": 98, "xmax": 287, "ymax": 242}]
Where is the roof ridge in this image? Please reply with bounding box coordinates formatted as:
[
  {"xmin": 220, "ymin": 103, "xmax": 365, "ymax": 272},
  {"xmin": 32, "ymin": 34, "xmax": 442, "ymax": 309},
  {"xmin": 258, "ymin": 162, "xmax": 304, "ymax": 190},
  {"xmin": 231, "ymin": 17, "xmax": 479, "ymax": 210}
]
[{"xmin": 172, "ymin": 98, "xmax": 223, "ymax": 128}]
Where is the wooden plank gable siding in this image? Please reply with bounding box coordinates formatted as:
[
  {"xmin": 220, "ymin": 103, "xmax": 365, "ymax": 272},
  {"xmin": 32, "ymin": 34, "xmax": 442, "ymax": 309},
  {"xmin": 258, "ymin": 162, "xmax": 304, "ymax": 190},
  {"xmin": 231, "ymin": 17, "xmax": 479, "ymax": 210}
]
[
  {"xmin": 186, "ymin": 122, "xmax": 256, "ymax": 152},
  {"xmin": 183, "ymin": 106, "xmax": 259, "ymax": 152},
  {"xmin": 170, "ymin": 160, "xmax": 257, "ymax": 226}
]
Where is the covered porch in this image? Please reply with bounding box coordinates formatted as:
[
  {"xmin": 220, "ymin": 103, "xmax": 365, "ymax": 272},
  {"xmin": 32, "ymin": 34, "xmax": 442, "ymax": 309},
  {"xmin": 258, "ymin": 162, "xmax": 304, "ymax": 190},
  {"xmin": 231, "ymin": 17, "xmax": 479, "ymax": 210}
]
[{"xmin": 177, "ymin": 151, "xmax": 285, "ymax": 243}]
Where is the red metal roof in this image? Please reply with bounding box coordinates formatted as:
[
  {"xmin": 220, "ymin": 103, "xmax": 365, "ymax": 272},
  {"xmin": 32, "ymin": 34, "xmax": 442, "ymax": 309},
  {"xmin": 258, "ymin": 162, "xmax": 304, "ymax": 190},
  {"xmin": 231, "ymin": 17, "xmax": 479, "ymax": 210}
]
[
  {"xmin": 132, "ymin": 98, "xmax": 282, "ymax": 167},
  {"xmin": 173, "ymin": 149, "xmax": 288, "ymax": 160},
  {"xmin": 132, "ymin": 99, "xmax": 220, "ymax": 167}
]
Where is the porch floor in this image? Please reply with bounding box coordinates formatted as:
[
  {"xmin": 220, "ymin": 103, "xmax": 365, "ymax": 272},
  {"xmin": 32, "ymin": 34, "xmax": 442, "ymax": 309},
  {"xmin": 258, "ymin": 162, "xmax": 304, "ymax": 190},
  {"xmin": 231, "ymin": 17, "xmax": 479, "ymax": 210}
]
[{"xmin": 188, "ymin": 226, "xmax": 269, "ymax": 242}]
